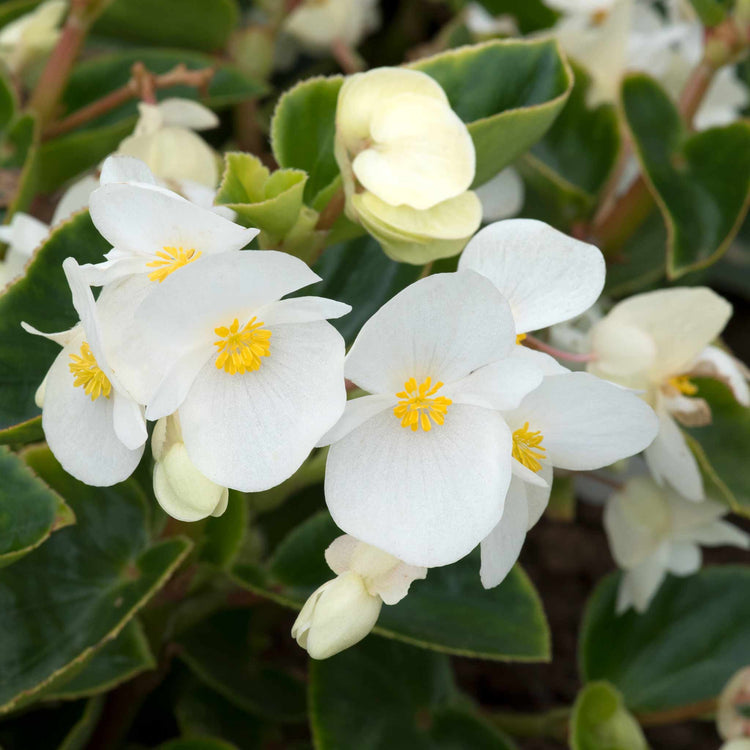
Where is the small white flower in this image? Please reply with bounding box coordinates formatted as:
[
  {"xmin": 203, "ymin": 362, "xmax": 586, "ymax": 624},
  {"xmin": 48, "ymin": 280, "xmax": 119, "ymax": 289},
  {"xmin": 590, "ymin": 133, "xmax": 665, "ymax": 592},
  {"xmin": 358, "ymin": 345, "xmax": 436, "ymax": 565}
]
[
  {"xmin": 117, "ymin": 98, "xmax": 220, "ymax": 188},
  {"xmin": 292, "ymin": 533, "xmax": 426, "ymax": 659},
  {"xmin": 604, "ymin": 475, "xmax": 749, "ymax": 613},
  {"xmin": 83, "ymin": 155, "xmax": 259, "ymax": 404},
  {"xmin": 22, "ymin": 258, "xmax": 147, "ymax": 486},
  {"xmin": 283, "ymin": 0, "xmax": 380, "ymax": 52},
  {"xmin": 129, "ymin": 251, "xmax": 350, "ymax": 492},
  {"xmin": 0, "ymin": 0, "xmax": 66, "ymax": 75},
  {"xmin": 718, "ymin": 667, "xmax": 750, "ymax": 741},
  {"xmin": 151, "ymin": 413, "xmax": 228, "ymax": 522},
  {"xmin": 588, "ymin": 287, "xmax": 734, "ymax": 500},
  {"xmin": 320, "ymin": 270, "xmax": 547, "ymax": 567}
]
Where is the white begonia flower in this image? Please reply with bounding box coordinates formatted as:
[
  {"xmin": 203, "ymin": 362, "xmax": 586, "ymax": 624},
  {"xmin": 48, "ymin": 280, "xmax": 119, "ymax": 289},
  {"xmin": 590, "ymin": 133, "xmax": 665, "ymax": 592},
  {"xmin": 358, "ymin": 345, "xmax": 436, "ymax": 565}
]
[
  {"xmin": 465, "ymin": 4, "xmax": 518, "ymax": 37},
  {"xmin": 334, "ymin": 67, "xmax": 481, "ymax": 263},
  {"xmin": 722, "ymin": 742, "xmax": 750, "ymax": 750},
  {"xmin": 83, "ymin": 155, "xmax": 259, "ymax": 405},
  {"xmin": 475, "ymin": 168, "xmax": 525, "ymax": 223},
  {"xmin": 545, "ymin": 0, "xmax": 619, "ymax": 14},
  {"xmin": 283, "ymin": 0, "xmax": 380, "ymax": 52},
  {"xmin": 128, "ymin": 251, "xmax": 350, "ymax": 492},
  {"xmin": 320, "ymin": 270, "xmax": 549, "ymax": 568},
  {"xmin": 292, "ymin": 533, "xmax": 426, "ymax": 659},
  {"xmin": 21, "ymin": 258, "xmax": 147, "ymax": 486},
  {"xmin": 151, "ymin": 413, "xmax": 228, "ymax": 522},
  {"xmin": 0, "ymin": 0, "xmax": 66, "ymax": 75},
  {"xmin": 604, "ymin": 476, "xmax": 749, "ymax": 613},
  {"xmin": 117, "ymin": 98, "xmax": 220, "ymax": 188},
  {"xmin": 480, "ymin": 372, "xmax": 659, "ymax": 587},
  {"xmin": 718, "ymin": 667, "xmax": 750, "ymax": 741},
  {"xmin": 588, "ymin": 287, "xmax": 734, "ymax": 501}
]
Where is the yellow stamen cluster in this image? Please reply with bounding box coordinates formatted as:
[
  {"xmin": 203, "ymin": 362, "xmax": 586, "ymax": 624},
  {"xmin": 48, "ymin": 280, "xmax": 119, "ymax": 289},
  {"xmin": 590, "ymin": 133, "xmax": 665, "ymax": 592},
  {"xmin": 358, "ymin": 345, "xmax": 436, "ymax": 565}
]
[
  {"xmin": 394, "ymin": 377, "xmax": 451, "ymax": 432},
  {"xmin": 515, "ymin": 333, "xmax": 527, "ymax": 345},
  {"xmin": 68, "ymin": 342, "xmax": 112, "ymax": 401},
  {"xmin": 146, "ymin": 246, "xmax": 202, "ymax": 283},
  {"xmin": 512, "ymin": 422, "xmax": 546, "ymax": 473},
  {"xmin": 667, "ymin": 375, "xmax": 698, "ymax": 396},
  {"xmin": 214, "ymin": 317, "xmax": 271, "ymax": 375}
]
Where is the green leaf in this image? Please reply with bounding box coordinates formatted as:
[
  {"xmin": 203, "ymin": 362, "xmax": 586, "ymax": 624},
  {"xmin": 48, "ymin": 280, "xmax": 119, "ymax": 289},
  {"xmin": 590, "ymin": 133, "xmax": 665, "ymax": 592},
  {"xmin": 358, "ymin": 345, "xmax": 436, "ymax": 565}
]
[
  {"xmin": 570, "ymin": 681, "xmax": 648, "ymax": 750},
  {"xmin": 579, "ymin": 567, "xmax": 750, "ymax": 713},
  {"xmin": 308, "ymin": 234, "xmax": 422, "ymax": 346},
  {"xmin": 474, "ymin": 0, "xmax": 559, "ymax": 34},
  {"xmin": 310, "ymin": 637, "xmax": 515, "ymax": 749},
  {"xmin": 200, "ymin": 490, "xmax": 248, "ymax": 570},
  {"xmin": 622, "ymin": 73, "xmax": 750, "ymax": 278},
  {"xmin": 0, "ymin": 211, "xmax": 111, "ymax": 433},
  {"xmin": 0, "ymin": 416, "xmax": 43, "ymax": 446},
  {"xmin": 0, "ymin": 696, "xmax": 104, "ymax": 750},
  {"xmin": 0, "ymin": 447, "xmax": 191, "ymax": 713},
  {"xmin": 410, "ymin": 38, "xmax": 574, "ymax": 186},
  {"xmin": 158, "ymin": 739, "xmax": 239, "ymax": 750},
  {"xmin": 176, "ymin": 608, "xmax": 307, "ymax": 722},
  {"xmin": 0, "ymin": 114, "xmax": 38, "ymax": 216},
  {"xmin": 43, "ymin": 619, "xmax": 155, "ymax": 701},
  {"xmin": 93, "ymin": 0, "xmax": 239, "ymax": 52},
  {"xmin": 0, "ymin": 0, "xmax": 41, "ymax": 27},
  {"xmin": 687, "ymin": 0, "xmax": 726, "ymax": 26},
  {"xmin": 0, "ymin": 446, "xmax": 74, "ymax": 567},
  {"xmin": 0, "ymin": 69, "xmax": 16, "ymax": 134},
  {"xmin": 216, "ymin": 153, "xmax": 308, "ymax": 239},
  {"xmin": 233, "ymin": 512, "xmax": 550, "ymax": 661},
  {"xmin": 271, "ymin": 75, "xmax": 343, "ymax": 205},
  {"xmin": 175, "ymin": 678, "xmax": 266, "ymax": 750},
  {"xmin": 686, "ymin": 378, "xmax": 750, "ymax": 513},
  {"xmin": 531, "ymin": 62, "xmax": 620, "ymax": 200}
]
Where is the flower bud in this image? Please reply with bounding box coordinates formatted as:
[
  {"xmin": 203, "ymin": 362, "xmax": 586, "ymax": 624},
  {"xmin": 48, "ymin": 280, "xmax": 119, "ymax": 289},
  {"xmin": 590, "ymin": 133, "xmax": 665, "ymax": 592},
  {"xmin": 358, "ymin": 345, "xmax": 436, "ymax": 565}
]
[
  {"xmin": 291, "ymin": 571, "xmax": 382, "ymax": 659},
  {"xmin": 0, "ymin": 0, "xmax": 66, "ymax": 76},
  {"xmin": 283, "ymin": 0, "xmax": 380, "ymax": 53},
  {"xmin": 151, "ymin": 414, "xmax": 228, "ymax": 522},
  {"xmin": 718, "ymin": 667, "xmax": 750, "ymax": 741}
]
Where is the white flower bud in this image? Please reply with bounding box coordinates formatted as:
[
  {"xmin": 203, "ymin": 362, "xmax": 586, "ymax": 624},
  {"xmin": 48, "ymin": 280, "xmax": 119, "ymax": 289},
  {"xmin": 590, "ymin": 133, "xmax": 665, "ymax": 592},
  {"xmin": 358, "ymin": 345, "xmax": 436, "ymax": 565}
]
[
  {"xmin": 151, "ymin": 414, "xmax": 229, "ymax": 522},
  {"xmin": 0, "ymin": 0, "xmax": 66, "ymax": 75},
  {"xmin": 291, "ymin": 571, "xmax": 382, "ymax": 659},
  {"xmin": 718, "ymin": 667, "xmax": 750, "ymax": 741},
  {"xmin": 283, "ymin": 0, "xmax": 380, "ymax": 52}
]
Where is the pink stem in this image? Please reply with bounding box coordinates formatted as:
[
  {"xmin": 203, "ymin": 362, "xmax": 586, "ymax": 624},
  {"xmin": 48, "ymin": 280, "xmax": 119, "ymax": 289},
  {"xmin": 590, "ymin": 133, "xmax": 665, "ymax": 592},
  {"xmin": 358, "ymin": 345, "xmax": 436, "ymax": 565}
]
[{"xmin": 523, "ymin": 335, "xmax": 597, "ymax": 363}]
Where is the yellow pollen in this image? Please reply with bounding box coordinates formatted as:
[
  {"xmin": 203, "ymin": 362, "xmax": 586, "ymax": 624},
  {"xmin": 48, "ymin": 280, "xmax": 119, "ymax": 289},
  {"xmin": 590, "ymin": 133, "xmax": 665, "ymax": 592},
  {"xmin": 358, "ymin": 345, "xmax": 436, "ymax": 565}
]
[
  {"xmin": 68, "ymin": 342, "xmax": 112, "ymax": 401},
  {"xmin": 213, "ymin": 317, "xmax": 271, "ymax": 375},
  {"xmin": 512, "ymin": 422, "xmax": 546, "ymax": 473},
  {"xmin": 668, "ymin": 375, "xmax": 698, "ymax": 396},
  {"xmin": 146, "ymin": 246, "xmax": 202, "ymax": 282},
  {"xmin": 516, "ymin": 333, "xmax": 527, "ymax": 345},
  {"xmin": 393, "ymin": 377, "xmax": 452, "ymax": 433}
]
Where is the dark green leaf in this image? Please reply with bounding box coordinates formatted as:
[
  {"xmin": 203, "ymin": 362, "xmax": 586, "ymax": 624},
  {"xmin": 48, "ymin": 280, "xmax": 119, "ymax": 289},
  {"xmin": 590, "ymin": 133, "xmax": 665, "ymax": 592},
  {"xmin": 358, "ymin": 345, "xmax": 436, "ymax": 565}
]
[
  {"xmin": 0, "ymin": 114, "xmax": 38, "ymax": 216},
  {"xmin": 0, "ymin": 211, "xmax": 110, "ymax": 433},
  {"xmin": 0, "ymin": 416, "xmax": 43, "ymax": 446},
  {"xmin": 176, "ymin": 608, "xmax": 307, "ymax": 722},
  {"xmin": 474, "ymin": 0, "xmax": 558, "ymax": 34},
  {"xmin": 93, "ymin": 0, "xmax": 239, "ymax": 52},
  {"xmin": 579, "ymin": 567, "xmax": 750, "ymax": 713},
  {"xmin": 0, "ymin": 447, "xmax": 190, "ymax": 713},
  {"xmin": 233, "ymin": 512, "xmax": 550, "ymax": 661},
  {"xmin": 686, "ymin": 378, "xmax": 750, "ymax": 513},
  {"xmin": 622, "ymin": 73, "xmax": 750, "ymax": 278},
  {"xmin": 0, "ymin": 69, "xmax": 16, "ymax": 134},
  {"xmin": 311, "ymin": 637, "xmax": 514, "ymax": 749},
  {"xmin": 158, "ymin": 739, "xmax": 239, "ymax": 750},
  {"xmin": 0, "ymin": 0, "xmax": 41, "ymax": 27},
  {"xmin": 687, "ymin": 0, "xmax": 726, "ymax": 26},
  {"xmin": 200, "ymin": 490, "xmax": 248, "ymax": 570},
  {"xmin": 570, "ymin": 681, "xmax": 648, "ymax": 750},
  {"xmin": 0, "ymin": 446, "xmax": 74, "ymax": 567}
]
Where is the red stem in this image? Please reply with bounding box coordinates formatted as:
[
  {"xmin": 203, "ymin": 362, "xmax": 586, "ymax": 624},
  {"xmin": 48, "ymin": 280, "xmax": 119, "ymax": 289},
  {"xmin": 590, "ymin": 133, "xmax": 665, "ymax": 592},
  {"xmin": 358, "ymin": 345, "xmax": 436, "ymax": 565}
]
[{"xmin": 523, "ymin": 335, "xmax": 596, "ymax": 363}]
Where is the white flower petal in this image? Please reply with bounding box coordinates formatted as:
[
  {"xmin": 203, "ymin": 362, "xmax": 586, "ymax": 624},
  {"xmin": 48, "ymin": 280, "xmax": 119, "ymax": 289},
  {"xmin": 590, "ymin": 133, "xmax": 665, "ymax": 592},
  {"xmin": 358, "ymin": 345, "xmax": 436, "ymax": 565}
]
[
  {"xmin": 21, "ymin": 320, "xmax": 79, "ymax": 347},
  {"xmin": 42, "ymin": 340, "xmax": 144, "ymax": 486},
  {"xmin": 589, "ymin": 318, "xmax": 657, "ymax": 385},
  {"xmin": 317, "ymin": 394, "xmax": 396, "ymax": 447},
  {"xmin": 112, "ymin": 390, "xmax": 147, "ymax": 450},
  {"xmin": 0, "ymin": 212, "xmax": 49, "ymax": 258},
  {"xmin": 512, "ymin": 457, "xmax": 549, "ymax": 488},
  {"xmin": 688, "ymin": 520, "xmax": 750, "ymax": 549},
  {"xmin": 665, "ymin": 541, "xmax": 701, "ymax": 576},
  {"xmin": 324, "ymin": 534, "xmax": 359, "ymax": 576},
  {"xmin": 51, "ymin": 175, "xmax": 99, "ymax": 225},
  {"xmin": 179, "ymin": 320, "xmax": 346, "ymax": 491},
  {"xmin": 504, "ymin": 372, "xmax": 659, "ymax": 470},
  {"xmin": 325, "ymin": 404, "xmax": 512, "ymax": 567},
  {"xmin": 644, "ymin": 406, "xmax": 704, "ymax": 501},
  {"xmin": 345, "ymin": 271, "xmax": 516, "ymax": 395},
  {"xmin": 459, "ymin": 219, "xmax": 605, "ymax": 333},
  {"xmin": 257, "ymin": 296, "xmax": 351, "ymax": 326},
  {"xmin": 616, "ymin": 544, "xmax": 669, "ymax": 614},
  {"xmin": 99, "ymin": 155, "xmax": 158, "ymax": 186},
  {"xmin": 690, "ymin": 345, "xmax": 749, "ymax": 407},
  {"xmin": 510, "ymin": 344, "xmax": 570, "ymax": 375},
  {"xmin": 89, "ymin": 181, "xmax": 257, "ymax": 258},
  {"xmin": 480, "ymin": 476, "xmax": 528, "ymax": 589},
  {"xmin": 526, "ymin": 462, "xmax": 553, "ymax": 529},
  {"xmin": 476, "ymin": 167, "xmax": 524, "ymax": 222},
  {"xmin": 157, "ymin": 98, "xmax": 219, "ymax": 130}
]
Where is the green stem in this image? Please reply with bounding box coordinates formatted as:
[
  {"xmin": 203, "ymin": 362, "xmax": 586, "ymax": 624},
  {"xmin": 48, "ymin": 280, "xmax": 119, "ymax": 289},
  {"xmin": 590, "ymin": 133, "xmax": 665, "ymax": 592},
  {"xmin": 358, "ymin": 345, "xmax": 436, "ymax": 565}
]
[{"xmin": 489, "ymin": 707, "xmax": 570, "ymax": 741}]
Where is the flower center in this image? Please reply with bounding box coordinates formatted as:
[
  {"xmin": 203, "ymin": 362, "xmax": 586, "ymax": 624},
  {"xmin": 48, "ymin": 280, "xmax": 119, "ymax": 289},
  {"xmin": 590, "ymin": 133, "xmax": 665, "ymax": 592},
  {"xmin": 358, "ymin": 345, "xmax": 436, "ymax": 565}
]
[
  {"xmin": 213, "ymin": 317, "xmax": 271, "ymax": 375},
  {"xmin": 512, "ymin": 422, "xmax": 546, "ymax": 472},
  {"xmin": 68, "ymin": 342, "xmax": 112, "ymax": 401},
  {"xmin": 146, "ymin": 246, "xmax": 202, "ymax": 283},
  {"xmin": 393, "ymin": 377, "xmax": 452, "ymax": 432},
  {"xmin": 667, "ymin": 375, "xmax": 698, "ymax": 396},
  {"xmin": 515, "ymin": 333, "xmax": 527, "ymax": 345}
]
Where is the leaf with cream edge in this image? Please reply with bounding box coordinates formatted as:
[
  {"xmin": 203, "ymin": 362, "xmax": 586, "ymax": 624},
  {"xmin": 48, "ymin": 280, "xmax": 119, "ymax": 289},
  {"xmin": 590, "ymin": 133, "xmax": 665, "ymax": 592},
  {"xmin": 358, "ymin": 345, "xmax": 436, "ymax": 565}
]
[
  {"xmin": 0, "ymin": 447, "xmax": 191, "ymax": 714},
  {"xmin": 622, "ymin": 73, "xmax": 750, "ymax": 278},
  {"xmin": 232, "ymin": 512, "xmax": 550, "ymax": 662},
  {"xmin": 0, "ymin": 212, "xmax": 112, "ymax": 434},
  {"xmin": 580, "ymin": 567, "xmax": 750, "ymax": 713},
  {"xmin": 0, "ymin": 446, "xmax": 74, "ymax": 568},
  {"xmin": 310, "ymin": 637, "xmax": 517, "ymax": 749},
  {"xmin": 271, "ymin": 39, "xmax": 573, "ymax": 205}
]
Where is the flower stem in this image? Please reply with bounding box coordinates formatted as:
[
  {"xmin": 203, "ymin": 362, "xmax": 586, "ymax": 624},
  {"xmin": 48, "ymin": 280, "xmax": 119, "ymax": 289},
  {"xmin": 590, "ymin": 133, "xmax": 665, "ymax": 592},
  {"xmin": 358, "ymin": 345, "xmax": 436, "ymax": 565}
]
[
  {"xmin": 523, "ymin": 335, "xmax": 596, "ymax": 363},
  {"xmin": 488, "ymin": 707, "xmax": 570, "ymax": 740},
  {"xmin": 331, "ymin": 38, "xmax": 365, "ymax": 74}
]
